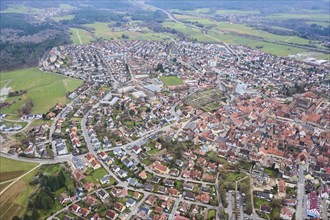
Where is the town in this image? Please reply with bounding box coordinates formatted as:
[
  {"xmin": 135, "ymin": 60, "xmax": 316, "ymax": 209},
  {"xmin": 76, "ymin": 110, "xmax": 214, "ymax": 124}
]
[{"xmin": 1, "ymin": 39, "xmax": 329, "ymax": 220}]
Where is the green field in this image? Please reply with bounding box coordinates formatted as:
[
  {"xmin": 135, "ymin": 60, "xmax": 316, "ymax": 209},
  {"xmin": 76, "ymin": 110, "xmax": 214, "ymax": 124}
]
[
  {"xmin": 84, "ymin": 22, "xmax": 176, "ymax": 41},
  {"xmin": 0, "ymin": 67, "xmax": 83, "ymax": 115},
  {"xmin": 216, "ymin": 10, "xmax": 259, "ymax": 15},
  {"xmin": 208, "ymin": 209, "xmax": 216, "ymax": 219},
  {"xmin": 267, "ymin": 13, "xmax": 330, "ymax": 21},
  {"xmin": 69, "ymin": 28, "xmax": 96, "ymax": 45},
  {"xmin": 160, "ymin": 76, "xmax": 184, "ymax": 86},
  {"xmin": 53, "ymin": 14, "xmax": 75, "ymax": 22},
  {"xmin": 0, "ymin": 165, "xmax": 40, "ymax": 220},
  {"xmin": 0, "ymin": 157, "xmax": 38, "ymax": 183},
  {"xmin": 1, "ymin": 5, "xmax": 41, "ymax": 14},
  {"xmin": 208, "ymin": 32, "xmax": 306, "ymax": 56}
]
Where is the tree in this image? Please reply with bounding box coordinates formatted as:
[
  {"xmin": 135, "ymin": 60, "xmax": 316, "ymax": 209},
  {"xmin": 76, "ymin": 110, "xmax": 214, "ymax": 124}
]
[{"xmin": 31, "ymin": 210, "xmax": 39, "ymax": 220}]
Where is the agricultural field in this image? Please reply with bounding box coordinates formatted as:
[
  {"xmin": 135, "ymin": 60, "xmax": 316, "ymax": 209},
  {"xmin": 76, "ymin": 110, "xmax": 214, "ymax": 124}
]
[
  {"xmin": 0, "ymin": 165, "xmax": 40, "ymax": 220},
  {"xmin": 84, "ymin": 22, "xmax": 175, "ymax": 41},
  {"xmin": 267, "ymin": 13, "xmax": 330, "ymax": 21},
  {"xmin": 185, "ymin": 89, "xmax": 225, "ymax": 110},
  {"xmin": 207, "ymin": 32, "xmax": 307, "ymax": 56},
  {"xmin": 162, "ymin": 21, "xmax": 215, "ymax": 42},
  {"xmin": 216, "ymin": 10, "xmax": 259, "ymax": 15},
  {"xmin": 160, "ymin": 76, "xmax": 184, "ymax": 86},
  {"xmin": 53, "ymin": 14, "xmax": 75, "ymax": 22},
  {"xmin": 0, "ymin": 157, "xmax": 38, "ymax": 183},
  {"xmin": 69, "ymin": 28, "xmax": 96, "ymax": 45},
  {"xmin": 0, "ymin": 67, "xmax": 83, "ymax": 115},
  {"xmin": 1, "ymin": 5, "xmax": 41, "ymax": 14}
]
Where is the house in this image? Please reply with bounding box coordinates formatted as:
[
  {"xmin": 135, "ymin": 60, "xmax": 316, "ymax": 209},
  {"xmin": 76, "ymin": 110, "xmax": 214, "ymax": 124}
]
[
  {"xmin": 59, "ymin": 193, "xmax": 71, "ymax": 204},
  {"xmin": 126, "ymin": 198, "xmax": 136, "ymax": 207},
  {"xmin": 184, "ymin": 191, "xmax": 195, "ymax": 201},
  {"xmin": 98, "ymin": 189, "xmax": 109, "ymax": 201},
  {"xmin": 150, "ymin": 175, "xmax": 161, "ymax": 184},
  {"xmin": 196, "ymin": 193, "xmax": 211, "ymax": 204},
  {"xmin": 132, "ymin": 145, "xmax": 142, "ymax": 154},
  {"xmin": 278, "ymin": 179, "xmax": 286, "ymax": 196},
  {"xmin": 260, "ymin": 204, "xmax": 272, "ymax": 214},
  {"xmin": 90, "ymin": 213, "xmax": 100, "ymax": 220},
  {"xmin": 179, "ymin": 201, "xmax": 190, "ymax": 213},
  {"xmin": 84, "ymin": 182, "xmax": 95, "ymax": 192},
  {"xmin": 80, "ymin": 208, "xmax": 89, "ymax": 217},
  {"xmin": 153, "ymin": 161, "xmax": 169, "ymax": 174},
  {"xmin": 321, "ymin": 186, "xmax": 329, "ymax": 199},
  {"xmin": 280, "ymin": 206, "xmax": 294, "ymax": 220},
  {"xmin": 127, "ymin": 177, "xmax": 138, "ymax": 186},
  {"xmin": 100, "ymin": 175, "xmax": 110, "ymax": 185},
  {"xmin": 110, "ymin": 187, "xmax": 127, "ymax": 198},
  {"xmin": 175, "ymin": 159, "xmax": 184, "ymax": 167},
  {"xmin": 163, "ymin": 179, "xmax": 174, "ymax": 187},
  {"xmin": 183, "ymin": 183, "xmax": 194, "ymax": 191},
  {"xmin": 70, "ymin": 204, "xmax": 81, "ymax": 213},
  {"xmin": 114, "ymin": 202, "xmax": 126, "ymax": 212},
  {"xmin": 158, "ymin": 186, "xmax": 167, "ymax": 194},
  {"xmin": 91, "ymin": 159, "xmax": 101, "ymax": 170},
  {"xmin": 306, "ymin": 191, "xmax": 320, "ymax": 218},
  {"xmin": 168, "ymin": 188, "xmax": 180, "ymax": 197},
  {"xmin": 106, "ymin": 210, "xmax": 118, "ymax": 220},
  {"xmin": 86, "ymin": 195, "xmax": 96, "ymax": 205},
  {"xmin": 99, "ymin": 151, "xmax": 108, "ymax": 160},
  {"xmin": 133, "ymin": 191, "xmax": 141, "ymax": 200},
  {"xmin": 72, "ymin": 156, "xmax": 84, "ymax": 170},
  {"xmin": 256, "ymin": 191, "xmax": 273, "ymax": 201},
  {"xmin": 139, "ymin": 171, "xmax": 148, "ymax": 179}
]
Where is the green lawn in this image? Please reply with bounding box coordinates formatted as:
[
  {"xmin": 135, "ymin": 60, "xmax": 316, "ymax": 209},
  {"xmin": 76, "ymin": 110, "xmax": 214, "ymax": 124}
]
[
  {"xmin": 0, "ymin": 67, "xmax": 83, "ymax": 115},
  {"xmin": 160, "ymin": 76, "xmax": 184, "ymax": 86},
  {"xmin": 207, "ymin": 209, "xmax": 216, "ymax": 219},
  {"xmin": 223, "ymin": 172, "xmax": 246, "ymax": 182},
  {"xmin": 69, "ymin": 28, "xmax": 96, "ymax": 45},
  {"xmin": 264, "ymin": 168, "xmax": 278, "ymax": 178}
]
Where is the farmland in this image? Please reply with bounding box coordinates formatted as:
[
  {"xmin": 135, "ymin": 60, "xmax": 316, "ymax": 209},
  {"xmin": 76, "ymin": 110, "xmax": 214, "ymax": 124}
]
[
  {"xmin": 160, "ymin": 76, "xmax": 184, "ymax": 86},
  {"xmin": 84, "ymin": 22, "xmax": 175, "ymax": 41},
  {"xmin": 53, "ymin": 14, "xmax": 75, "ymax": 22},
  {"xmin": 0, "ymin": 165, "xmax": 40, "ymax": 220},
  {"xmin": 69, "ymin": 28, "xmax": 96, "ymax": 45},
  {"xmin": 0, "ymin": 68, "xmax": 83, "ymax": 115},
  {"xmin": 0, "ymin": 157, "xmax": 38, "ymax": 183}
]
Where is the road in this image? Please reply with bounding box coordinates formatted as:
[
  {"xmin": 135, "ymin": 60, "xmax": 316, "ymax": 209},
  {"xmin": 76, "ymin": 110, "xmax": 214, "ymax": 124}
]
[{"xmin": 296, "ymin": 165, "xmax": 306, "ymax": 220}]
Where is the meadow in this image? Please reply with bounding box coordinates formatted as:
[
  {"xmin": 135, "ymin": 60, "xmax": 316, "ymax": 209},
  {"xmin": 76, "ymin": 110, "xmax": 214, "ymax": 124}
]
[
  {"xmin": 0, "ymin": 157, "xmax": 38, "ymax": 183},
  {"xmin": 53, "ymin": 14, "xmax": 75, "ymax": 22},
  {"xmin": 84, "ymin": 22, "xmax": 175, "ymax": 41},
  {"xmin": 69, "ymin": 28, "xmax": 96, "ymax": 45},
  {"xmin": 0, "ymin": 158, "xmax": 40, "ymax": 220},
  {"xmin": 0, "ymin": 68, "xmax": 83, "ymax": 115}
]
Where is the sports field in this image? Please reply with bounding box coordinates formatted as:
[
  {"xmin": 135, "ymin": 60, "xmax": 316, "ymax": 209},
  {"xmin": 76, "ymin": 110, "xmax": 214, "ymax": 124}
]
[
  {"xmin": 160, "ymin": 76, "xmax": 184, "ymax": 86},
  {"xmin": 0, "ymin": 67, "xmax": 83, "ymax": 115}
]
